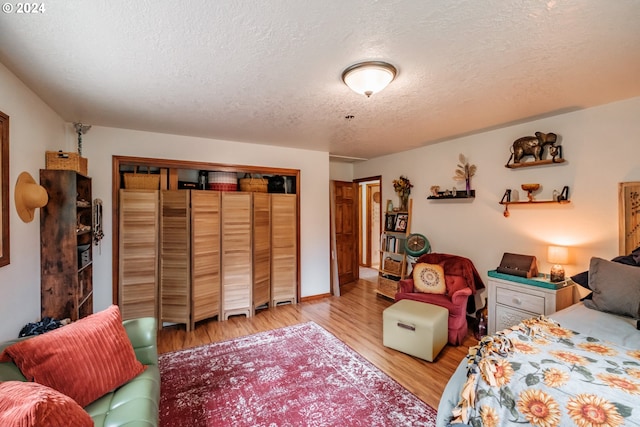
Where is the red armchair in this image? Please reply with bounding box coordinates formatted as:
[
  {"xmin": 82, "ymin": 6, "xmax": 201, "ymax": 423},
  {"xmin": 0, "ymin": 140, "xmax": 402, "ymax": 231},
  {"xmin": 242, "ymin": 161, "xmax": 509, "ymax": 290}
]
[{"xmin": 395, "ymin": 253, "xmax": 485, "ymax": 345}]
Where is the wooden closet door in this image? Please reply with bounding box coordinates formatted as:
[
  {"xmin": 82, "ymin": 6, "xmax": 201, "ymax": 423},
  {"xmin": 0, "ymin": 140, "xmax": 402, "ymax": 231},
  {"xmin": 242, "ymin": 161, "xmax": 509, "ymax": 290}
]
[
  {"xmin": 271, "ymin": 194, "xmax": 297, "ymax": 305},
  {"xmin": 191, "ymin": 190, "xmax": 221, "ymax": 326},
  {"xmin": 118, "ymin": 189, "xmax": 158, "ymax": 321},
  {"xmin": 252, "ymin": 192, "xmax": 271, "ymax": 309},
  {"xmin": 160, "ymin": 190, "xmax": 191, "ymax": 329},
  {"xmin": 221, "ymin": 192, "xmax": 253, "ymax": 319}
]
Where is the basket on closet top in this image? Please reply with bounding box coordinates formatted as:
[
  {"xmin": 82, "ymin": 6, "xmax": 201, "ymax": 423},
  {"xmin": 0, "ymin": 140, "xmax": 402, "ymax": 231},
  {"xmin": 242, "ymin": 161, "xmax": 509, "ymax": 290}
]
[
  {"xmin": 239, "ymin": 174, "xmax": 268, "ymax": 193},
  {"xmin": 123, "ymin": 167, "xmax": 160, "ymax": 190}
]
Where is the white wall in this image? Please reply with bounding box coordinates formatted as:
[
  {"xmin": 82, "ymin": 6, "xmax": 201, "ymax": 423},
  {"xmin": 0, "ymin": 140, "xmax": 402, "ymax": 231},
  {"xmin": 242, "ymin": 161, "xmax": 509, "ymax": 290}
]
[
  {"xmin": 80, "ymin": 126, "xmax": 331, "ymax": 314},
  {"xmin": 355, "ymin": 97, "xmax": 640, "ymax": 306},
  {"xmin": 329, "ymin": 161, "xmax": 353, "ymax": 181},
  {"xmin": 0, "ymin": 63, "xmax": 68, "ymax": 340}
]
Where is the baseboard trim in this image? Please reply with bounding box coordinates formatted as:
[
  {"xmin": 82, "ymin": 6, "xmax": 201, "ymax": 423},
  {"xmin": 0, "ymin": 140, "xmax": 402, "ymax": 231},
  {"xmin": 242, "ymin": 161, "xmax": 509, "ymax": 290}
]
[{"xmin": 300, "ymin": 293, "xmax": 331, "ymax": 303}]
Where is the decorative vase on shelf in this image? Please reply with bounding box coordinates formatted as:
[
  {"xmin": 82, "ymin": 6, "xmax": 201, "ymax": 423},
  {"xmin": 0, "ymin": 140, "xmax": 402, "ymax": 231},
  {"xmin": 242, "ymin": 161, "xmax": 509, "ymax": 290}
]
[
  {"xmin": 465, "ymin": 178, "xmax": 471, "ymax": 196},
  {"xmin": 399, "ymin": 194, "xmax": 409, "ymax": 211}
]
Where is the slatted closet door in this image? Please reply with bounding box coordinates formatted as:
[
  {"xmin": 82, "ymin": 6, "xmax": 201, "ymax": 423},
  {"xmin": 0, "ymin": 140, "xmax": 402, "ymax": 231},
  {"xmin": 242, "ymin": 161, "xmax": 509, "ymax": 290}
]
[
  {"xmin": 160, "ymin": 190, "xmax": 191, "ymax": 330},
  {"xmin": 221, "ymin": 192, "xmax": 253, "ymax": 319},
  {"xmin": 191, "ymin": 190, "xmax": 221, "ymax": 327},
  {"xmin": 118, "ymin": 189, "xmax": 159, "ymax": 321},
  {"xmin": 271, "ymin": 194, "xmax": 297, "ymax": 305},
  {"xmin": 253, "ymin": 193, "xmax": 271, "ymax": 309}
]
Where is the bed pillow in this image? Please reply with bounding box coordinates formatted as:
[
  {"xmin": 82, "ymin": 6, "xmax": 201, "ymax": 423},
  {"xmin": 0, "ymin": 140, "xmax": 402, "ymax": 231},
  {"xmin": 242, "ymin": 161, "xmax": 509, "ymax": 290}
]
[
  {"xmin": 571, "ymin": 250, "xmax": 640, "ymax": 296},
  {"xmin": 0, "ymin": 305, "xmax": 146, "ymax": 407},
  {"xmin": 0, "ymin": 381, "xmax": 93, "ymax": 427},
  {"xmin": 413, "ymin": 263, "xmax": 446, "ymax": 294},
  {"xmin": 570, "ymin": 270, "xmax": 590, "ymax": 289},
  {"xmin": 583, "ymin": 257, "xmax": 640, "ymax": 319},
  {"xmin": 611, "ymin": 253, "xmax": 640, "ymax": 266}
]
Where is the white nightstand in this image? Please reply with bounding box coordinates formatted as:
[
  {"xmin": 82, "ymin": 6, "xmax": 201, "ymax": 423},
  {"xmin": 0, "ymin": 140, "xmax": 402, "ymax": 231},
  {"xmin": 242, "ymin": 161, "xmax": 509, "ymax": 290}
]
[{"xmin": 487, "ymin": 270, "xmax": 576, "ymax": 334}]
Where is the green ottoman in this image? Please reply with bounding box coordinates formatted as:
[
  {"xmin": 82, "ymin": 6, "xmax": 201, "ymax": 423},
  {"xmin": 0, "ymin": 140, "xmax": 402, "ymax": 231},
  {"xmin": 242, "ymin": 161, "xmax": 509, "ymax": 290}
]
[{"xmin": 383, "ymin": 299, "xmax": 448, "ymax": 362}]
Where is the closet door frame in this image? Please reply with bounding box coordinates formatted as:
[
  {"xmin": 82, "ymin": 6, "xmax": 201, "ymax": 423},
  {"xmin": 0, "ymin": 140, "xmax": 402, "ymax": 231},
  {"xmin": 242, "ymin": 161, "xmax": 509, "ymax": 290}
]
[{"xmin": 112, "ymin": 156, "xmax": 300, "ymax": 307}]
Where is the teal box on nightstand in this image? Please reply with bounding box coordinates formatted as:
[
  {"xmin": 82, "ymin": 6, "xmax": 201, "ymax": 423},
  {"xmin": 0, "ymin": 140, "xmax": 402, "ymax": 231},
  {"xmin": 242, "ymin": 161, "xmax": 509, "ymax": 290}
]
[{"xmin": 488, "ymin": 270, "xmax": 570, "ymax": 290}]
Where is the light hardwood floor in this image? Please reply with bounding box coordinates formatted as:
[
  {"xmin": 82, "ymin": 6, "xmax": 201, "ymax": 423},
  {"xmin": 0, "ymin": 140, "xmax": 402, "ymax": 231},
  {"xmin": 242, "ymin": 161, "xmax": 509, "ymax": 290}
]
[{"xmin": 157, "ymin": 278, "xmax": 477, "ymax": 410}]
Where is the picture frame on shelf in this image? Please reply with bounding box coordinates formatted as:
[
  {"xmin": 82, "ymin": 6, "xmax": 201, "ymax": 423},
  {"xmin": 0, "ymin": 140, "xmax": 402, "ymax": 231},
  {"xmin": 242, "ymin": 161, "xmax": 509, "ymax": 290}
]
[
  {"xmin": 394, "ymin": 214, "xmax": 408, "ymax": 232},
  {"xmin": 385, "ymin": 213, "xmax": 396, "ymax": 231},
  {"xmin": 386, "ymin": 200, "xmax": 393, "ymax": 213}
]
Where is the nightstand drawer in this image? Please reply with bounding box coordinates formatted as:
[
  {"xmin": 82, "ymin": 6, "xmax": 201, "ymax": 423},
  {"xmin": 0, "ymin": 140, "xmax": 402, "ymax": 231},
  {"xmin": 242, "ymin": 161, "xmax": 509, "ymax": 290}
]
[
  {"xmin": 495, "ymin": 304, "xmax": 538, "ymax": 331},
  {"xmin": 496, "ymin": 287, "xmax": 545, "ymax": 314}
]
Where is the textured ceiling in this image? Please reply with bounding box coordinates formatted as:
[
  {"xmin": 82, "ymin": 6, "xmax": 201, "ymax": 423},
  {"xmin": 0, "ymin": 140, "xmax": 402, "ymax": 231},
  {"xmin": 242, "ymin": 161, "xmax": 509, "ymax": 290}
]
[{"xmin": 1, "ymin": 1, "xmax": 639, "ymax": 161}]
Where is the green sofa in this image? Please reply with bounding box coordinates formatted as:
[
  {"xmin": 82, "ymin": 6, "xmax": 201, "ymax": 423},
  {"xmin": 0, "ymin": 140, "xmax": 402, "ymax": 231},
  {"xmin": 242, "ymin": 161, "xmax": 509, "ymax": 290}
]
[{"xmin": 0, "ymin": 317, "xmax": 160, "ymax": 427}]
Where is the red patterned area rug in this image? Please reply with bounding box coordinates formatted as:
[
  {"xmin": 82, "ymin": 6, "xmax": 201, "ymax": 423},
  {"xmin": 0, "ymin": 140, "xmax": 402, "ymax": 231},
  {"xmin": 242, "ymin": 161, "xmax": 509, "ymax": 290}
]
[{"xmin": 159, "ymin": 321, "xmax": 437, "ymax": 427}]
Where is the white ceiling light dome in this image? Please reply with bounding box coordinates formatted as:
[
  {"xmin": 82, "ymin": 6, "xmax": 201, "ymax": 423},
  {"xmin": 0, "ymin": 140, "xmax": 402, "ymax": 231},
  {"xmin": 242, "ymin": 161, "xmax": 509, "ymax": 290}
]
[{"xmin": 342, "ymin": 61, "xmax": 397, "ymax": 97}]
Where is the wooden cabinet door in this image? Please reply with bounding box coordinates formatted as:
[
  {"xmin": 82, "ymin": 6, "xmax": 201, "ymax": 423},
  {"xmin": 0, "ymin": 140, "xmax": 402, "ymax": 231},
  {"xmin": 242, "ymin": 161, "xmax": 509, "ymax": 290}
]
[
  {"xmin": 271, "ymin": 194, "xmax": 297, "ymax": 305},
  {"xmin": 221, "ymin": 192, "xmax": 253, "ymax": 319},
  {"xmin": 119, "ymin": 189, "xmax": 159, "ymax": 321},
  {"xmin": 252, "ymin": 193, "xmax": 271, "ymax": 309},
  {"xmin": 191, "ymin": 190, "xmax": 221, "ymax": 326},
  {"xmin": 160, "ymin": 190, "xmax": 191, "ymax": 329}
]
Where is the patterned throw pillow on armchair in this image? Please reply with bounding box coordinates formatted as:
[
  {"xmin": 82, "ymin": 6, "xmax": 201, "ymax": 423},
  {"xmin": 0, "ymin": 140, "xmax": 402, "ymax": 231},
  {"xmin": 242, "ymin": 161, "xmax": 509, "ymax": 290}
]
[{"xmin": 412, "ymin": 263, "xmax": 446, "ymax": 294}]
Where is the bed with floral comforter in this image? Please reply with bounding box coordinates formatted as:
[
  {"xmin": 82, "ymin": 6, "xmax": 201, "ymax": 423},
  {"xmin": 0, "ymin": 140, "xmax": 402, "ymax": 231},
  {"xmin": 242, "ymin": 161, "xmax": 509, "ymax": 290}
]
[
  {"xmin": 437, "ymin": 303, "xmax": 640, "ymax": 427},
  {"xmin": 439, "ymin": 254, "xmax": 640, "ymax": 427},
  {"xmin": 451, "ymin": 315, "xmax": 640, "ymax": 426}
]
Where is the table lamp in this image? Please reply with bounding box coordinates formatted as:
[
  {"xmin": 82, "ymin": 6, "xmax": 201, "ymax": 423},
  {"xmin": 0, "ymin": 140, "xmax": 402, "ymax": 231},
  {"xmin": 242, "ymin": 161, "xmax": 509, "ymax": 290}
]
[{"xmin": 548, "ymin": 245, "xmax": 569, "ymax": 282}]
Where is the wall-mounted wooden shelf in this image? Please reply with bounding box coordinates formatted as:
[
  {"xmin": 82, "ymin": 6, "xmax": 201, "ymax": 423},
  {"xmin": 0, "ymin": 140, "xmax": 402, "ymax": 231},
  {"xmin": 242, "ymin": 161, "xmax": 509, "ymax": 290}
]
[
  {"xmin": 499, "ymin": 185, "xmax": 569, "ymax": 217},
  {"xmin": 427, "ymin": 190, "xmax": 475, "ymax": 200},
  {"xmin": 500, "ymin": 199, "xmax": 570, "ymax": 217},
  {"xmin": 505, "ymin": 158, "xmax": 565, "ymax": 169}
]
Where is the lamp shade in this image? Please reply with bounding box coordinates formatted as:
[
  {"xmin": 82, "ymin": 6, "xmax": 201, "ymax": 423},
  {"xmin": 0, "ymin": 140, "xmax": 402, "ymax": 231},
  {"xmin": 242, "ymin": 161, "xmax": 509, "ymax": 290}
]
[
  {"xmin": 342, "ymin": 61, "xmax": 397, "ymax": 97},
  {"xmin": 547, "ymin": 246, "xmax": 569, "ymax": 264}
]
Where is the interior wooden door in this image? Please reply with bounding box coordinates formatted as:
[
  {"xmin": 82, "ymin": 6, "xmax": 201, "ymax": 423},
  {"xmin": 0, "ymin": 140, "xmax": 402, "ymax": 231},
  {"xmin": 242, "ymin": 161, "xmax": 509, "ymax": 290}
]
[
  {"xmin": 333, "ymin": 181, "xmax": 358, "ymax": 285},
  {"xmin": 160, "ymin": 190, "xmax": 191, "ymax": 329},
  {"xmin": 190, "ymin": 190, "xmax": 221, "ymax": 327},
  {"xmin": 118, "ymin": 189, "xmax": 159, "ymax": 321},
  {"xmin": 252, "ymin": 192, "xmax": 271, "ymax": 309},
  {"xmin": 221, "ymin": 192, "xmax": 253, "ymax": 319},
  {"xmin": 271, "ymin": 194, "xmax": 297, "ymax": 305}
]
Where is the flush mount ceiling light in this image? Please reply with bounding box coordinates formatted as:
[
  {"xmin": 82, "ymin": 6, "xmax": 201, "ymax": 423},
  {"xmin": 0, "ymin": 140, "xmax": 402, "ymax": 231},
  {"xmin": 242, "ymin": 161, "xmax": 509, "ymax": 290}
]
[{"xmin": 342, "ymin": 61, "xmax": 397, "ymax": 97}]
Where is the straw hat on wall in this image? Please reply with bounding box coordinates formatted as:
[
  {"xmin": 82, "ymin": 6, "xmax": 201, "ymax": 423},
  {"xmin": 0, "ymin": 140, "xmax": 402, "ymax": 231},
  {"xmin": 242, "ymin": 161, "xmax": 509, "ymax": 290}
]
[{"xmin": 15, "ymin": 171, "xmax": 48, "ymax": 223}]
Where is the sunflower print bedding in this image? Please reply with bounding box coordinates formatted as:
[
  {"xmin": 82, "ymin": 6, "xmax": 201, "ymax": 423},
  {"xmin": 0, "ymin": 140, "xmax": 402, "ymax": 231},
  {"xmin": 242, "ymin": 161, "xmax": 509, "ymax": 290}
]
[{"xmin": 450, "ymin": 316, "xmax": 640, "ymax": 427}]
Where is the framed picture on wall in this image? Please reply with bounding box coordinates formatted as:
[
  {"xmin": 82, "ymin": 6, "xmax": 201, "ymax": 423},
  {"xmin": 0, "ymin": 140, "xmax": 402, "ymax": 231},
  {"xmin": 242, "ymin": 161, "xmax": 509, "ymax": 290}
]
[
  {"xmin": 0, "ymin": 111, "xmax": 9, "ymax": 268},
  {"xmin": 394, "ymin": 214, "xmax": 408, "ymax": 232},
  {"xmin": 619, "ymin": 181, "xmax": 640, "ymax": 255}
]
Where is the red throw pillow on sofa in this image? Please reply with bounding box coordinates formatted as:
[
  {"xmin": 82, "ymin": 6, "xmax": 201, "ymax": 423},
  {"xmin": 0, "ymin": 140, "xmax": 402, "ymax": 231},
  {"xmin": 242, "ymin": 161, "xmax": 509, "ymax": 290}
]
[
  {"xmin": 0, "ymin": 305, "xmax": 146, "ymax": 407},
  {"xmin": 0, "ymin": 381, "xmax": 93, "ymax": 427}
]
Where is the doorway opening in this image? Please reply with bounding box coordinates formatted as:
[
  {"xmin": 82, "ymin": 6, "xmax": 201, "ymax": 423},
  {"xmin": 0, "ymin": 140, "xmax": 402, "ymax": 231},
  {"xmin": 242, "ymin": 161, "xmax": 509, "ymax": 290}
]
[{"xmin": 355, "ymin": 176, "xmax": 382, "ymax": 281}]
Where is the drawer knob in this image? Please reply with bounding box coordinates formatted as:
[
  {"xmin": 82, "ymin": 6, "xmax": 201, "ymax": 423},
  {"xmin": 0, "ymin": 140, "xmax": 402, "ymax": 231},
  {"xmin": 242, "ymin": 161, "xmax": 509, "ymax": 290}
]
[{"xmin": 512, "ymin": 297, "xmax": 522, "ymax": 305}]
